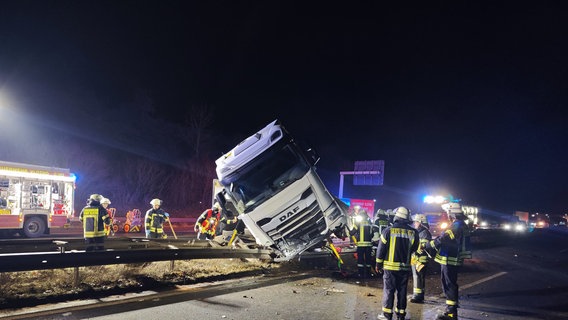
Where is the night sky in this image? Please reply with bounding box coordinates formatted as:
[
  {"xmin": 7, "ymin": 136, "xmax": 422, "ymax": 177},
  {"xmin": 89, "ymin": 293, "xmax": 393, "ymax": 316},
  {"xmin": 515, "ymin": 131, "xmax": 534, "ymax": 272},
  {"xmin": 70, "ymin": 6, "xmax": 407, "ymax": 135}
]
[{"xmin": 1, "ymin": 1, "xmax": 567, "ymax": 215}]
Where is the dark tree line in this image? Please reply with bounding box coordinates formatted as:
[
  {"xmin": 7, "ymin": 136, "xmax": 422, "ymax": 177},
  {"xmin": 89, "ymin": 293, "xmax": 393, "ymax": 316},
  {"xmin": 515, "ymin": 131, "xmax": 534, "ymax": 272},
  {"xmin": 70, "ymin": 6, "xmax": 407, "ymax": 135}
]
[{"xmin": 0, "ymin": 102, "xmax": 223, "ymax": 218}]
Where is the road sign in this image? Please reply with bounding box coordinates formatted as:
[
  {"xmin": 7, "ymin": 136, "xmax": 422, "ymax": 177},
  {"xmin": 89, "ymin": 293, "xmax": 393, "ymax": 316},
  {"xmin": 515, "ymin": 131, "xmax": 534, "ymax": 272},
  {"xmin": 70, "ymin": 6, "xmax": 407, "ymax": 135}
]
[
  {"xmin": 338, "ymin": 160, "xmax": 384, "ymax": 198},
  {"xmin": 353, "ymin": 160, "xmax": 384, "ymax": 186}
]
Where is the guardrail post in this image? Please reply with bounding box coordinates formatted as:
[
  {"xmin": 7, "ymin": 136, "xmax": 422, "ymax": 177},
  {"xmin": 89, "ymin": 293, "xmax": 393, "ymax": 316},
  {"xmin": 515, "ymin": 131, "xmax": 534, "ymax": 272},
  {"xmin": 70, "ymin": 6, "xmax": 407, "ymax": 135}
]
[
  {"xmin": 73, "ymin": 267, "xmax": 79, "ymax": 287},
  {"xmin": 53, "ymin": 240, "xmax": 68, "ymax": 253},
  {"xmin": 169, "ymin": 260, "xmax": 175, "ymax": 271}
]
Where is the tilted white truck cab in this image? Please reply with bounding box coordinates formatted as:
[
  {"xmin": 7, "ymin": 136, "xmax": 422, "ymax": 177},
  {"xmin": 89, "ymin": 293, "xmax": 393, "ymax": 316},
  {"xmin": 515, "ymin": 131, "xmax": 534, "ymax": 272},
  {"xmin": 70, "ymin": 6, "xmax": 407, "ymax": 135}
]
[{"xmin": 215, "ymin": 120, "xmax": 348, "ymax": 261}]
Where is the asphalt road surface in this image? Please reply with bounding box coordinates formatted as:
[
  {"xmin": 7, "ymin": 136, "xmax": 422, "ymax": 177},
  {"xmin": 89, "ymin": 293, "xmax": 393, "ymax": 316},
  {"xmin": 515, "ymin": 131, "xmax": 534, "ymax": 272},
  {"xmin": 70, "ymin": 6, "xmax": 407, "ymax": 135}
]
[{"xmin": 3, "ymin": 227, "xmax": 568, "ymax": 320}]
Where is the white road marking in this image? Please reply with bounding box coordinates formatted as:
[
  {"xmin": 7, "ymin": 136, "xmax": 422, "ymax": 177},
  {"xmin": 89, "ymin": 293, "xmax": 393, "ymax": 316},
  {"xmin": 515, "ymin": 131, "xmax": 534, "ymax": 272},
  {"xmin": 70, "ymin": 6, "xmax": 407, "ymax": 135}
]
[{"xmin": 461, "ymin": 271, "xmax": 507, "ymax": 291}]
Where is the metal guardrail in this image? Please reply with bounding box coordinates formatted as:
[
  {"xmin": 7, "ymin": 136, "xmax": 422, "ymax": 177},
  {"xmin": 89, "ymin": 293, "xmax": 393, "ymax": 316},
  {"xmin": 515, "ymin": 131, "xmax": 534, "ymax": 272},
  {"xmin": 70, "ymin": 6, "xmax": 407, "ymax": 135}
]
[
  {"xmin": 0, "ymin": 238, "xmax": 274, "ymax": 273},
  {"xmin": 0, "ymin": 237, "xmax": 206, "ymax": 253}
]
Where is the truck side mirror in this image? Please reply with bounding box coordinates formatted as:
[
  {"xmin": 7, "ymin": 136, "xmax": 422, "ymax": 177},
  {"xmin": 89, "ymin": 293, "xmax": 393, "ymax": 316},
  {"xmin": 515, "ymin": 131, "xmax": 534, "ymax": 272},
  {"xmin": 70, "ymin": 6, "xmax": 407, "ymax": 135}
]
[{"xmin": 305, "ymin": 148, "xmax": 320, "ymax": 166}]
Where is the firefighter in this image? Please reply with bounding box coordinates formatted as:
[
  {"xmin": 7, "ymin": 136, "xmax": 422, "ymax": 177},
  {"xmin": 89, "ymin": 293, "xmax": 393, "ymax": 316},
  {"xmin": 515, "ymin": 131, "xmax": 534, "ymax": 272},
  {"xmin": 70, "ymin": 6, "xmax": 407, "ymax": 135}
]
[
  {"xmin": 410, "ymin": 213, "xmax": 432, "ymax": 303},
  {"xmin": 351, "ymin": 209, "xmax": 373, "ymax": 279},
  {"xmin": 145, "ymin": 198, "xmax": 170, "ymax": 239},
  {"xmin": 100, "ymin": 197, "xmax": 114, "ymax": 236},
  {"xmin": 374, "ymin": 208, "xmax": 390, "ymax": 236},
  {"xmin": 375, "ymin": 206, "xmax": 419, "ymax": 320},
  {"xmin": 348, "ymin": 205, "xmax": 362, "ymax": 246},
  {"xmin": 385, "ymin": 208, "xmax": 395, "ymax": 226},
  {"xmin": 219, "ymin": 207, "xmax": 239, "ymax": 242},
  {"xmin": 423, "ymin": 202, "xmax": 470, "ymax": 320},
  {"xmin": 79, "ymin": 194, "xmax": 111, "ymax": 251},
  {"xmin": 194, "ymin": 202, "xmax": 222, "ymax": 240},
  {"xmin": 352, "ymin": 204, "xmax": 362, "ymax": 215}
]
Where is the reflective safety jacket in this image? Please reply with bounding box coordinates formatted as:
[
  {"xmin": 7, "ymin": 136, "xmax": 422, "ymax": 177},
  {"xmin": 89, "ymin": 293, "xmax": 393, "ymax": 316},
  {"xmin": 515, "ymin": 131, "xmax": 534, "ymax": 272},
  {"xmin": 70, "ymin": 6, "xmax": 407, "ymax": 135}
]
[
  {"xmin": 374, "ymin": 214, "xmax": 390, "ymax": 235},
  {"xmin": 426, "ymin": 218, "xmax": 468, "ymax": 266},
  {"xmin": 351, "ymin": 215, "xmax": 373, "ymax": 247},
  {"xmin": 145, "ymin": 208, "xmax": 168, "ymax": 234},
  {"xmin": 412, "ymin": 224, "xmax": 432, "ymax": 265},
  {"xmin": 197, "ymin": 209, "xmax": 220, "ymax": 236},
  {"xmin": 219, "ymin": 212, "xmax": 238, "ymax": 231},
  {"xmin": 79, "ymin": 201, "xmax": 110, "ymax": 238},
  {"xmin": 376, "ymin": 221, "xmax": 419, "ymax": 271},
  {"xmin": 374, "ymin": 214, "xmax": 389, "ymax": 227}
]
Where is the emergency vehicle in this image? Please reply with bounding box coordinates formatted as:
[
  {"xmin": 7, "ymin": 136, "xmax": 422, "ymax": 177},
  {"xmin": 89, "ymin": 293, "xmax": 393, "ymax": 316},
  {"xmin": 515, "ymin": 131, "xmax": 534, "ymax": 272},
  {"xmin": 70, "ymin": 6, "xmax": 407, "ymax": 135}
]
[{"xmin": 0, "ymin": 160, "xmax": 76, "ymax": 238}]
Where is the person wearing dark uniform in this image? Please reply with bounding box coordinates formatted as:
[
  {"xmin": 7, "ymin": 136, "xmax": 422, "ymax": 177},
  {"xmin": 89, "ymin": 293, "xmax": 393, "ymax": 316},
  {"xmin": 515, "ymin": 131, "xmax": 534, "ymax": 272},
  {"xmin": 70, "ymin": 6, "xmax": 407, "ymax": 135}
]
[
  {"xmin": 79, "ymin": 194, "xmax": 111, "ymax": 251},
  {"xmin": 410, "ymin": 213, "xmax": 432, "ymax": 303},
  {"xmin": 424, "ymin": 202, "xmax": 470, "ymax": 320},
  {"xmin": 376, "ymin": 206, "xmax": 419, "ymax": 320},
  {"xmin": 374, "ymin": 208, "xmax": 390, "ymax": 235},
  {"xmin": 145, "ymin": 198, "xmax": 170, "ymax": 239},
  {"xmin": 351, "ymin": 209, "xmax": 373, "ymax": 279}
]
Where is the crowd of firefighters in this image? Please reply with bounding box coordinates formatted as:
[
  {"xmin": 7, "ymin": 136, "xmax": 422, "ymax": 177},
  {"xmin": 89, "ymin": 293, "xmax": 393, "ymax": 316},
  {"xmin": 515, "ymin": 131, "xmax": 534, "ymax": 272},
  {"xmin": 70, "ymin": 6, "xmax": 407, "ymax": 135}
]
[
  {"xmin": 349, "ymin": 203, "xmax": 472, "ymax": 320},
  {"xmin": 78, "ymin": 193, "xmax": 470, "ymax": 320},
  {"xmin": 77, "ymin": 194, "xmax": 239, "ymax": 246}
]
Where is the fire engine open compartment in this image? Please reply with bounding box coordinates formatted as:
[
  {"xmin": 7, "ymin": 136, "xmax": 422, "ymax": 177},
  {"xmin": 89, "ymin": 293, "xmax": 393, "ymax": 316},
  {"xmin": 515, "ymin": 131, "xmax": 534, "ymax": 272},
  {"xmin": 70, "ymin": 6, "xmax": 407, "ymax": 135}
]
[{"xmin": 0, "ymin": 161, "xmax": 76, "ymax": 238}]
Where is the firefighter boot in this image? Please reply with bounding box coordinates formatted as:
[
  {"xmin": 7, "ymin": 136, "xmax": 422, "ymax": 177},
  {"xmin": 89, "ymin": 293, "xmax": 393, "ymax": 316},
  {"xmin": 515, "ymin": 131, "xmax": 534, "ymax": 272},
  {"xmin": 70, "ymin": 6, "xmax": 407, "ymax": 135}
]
[
  {"xmin": 410, "ymin": 294, "xmax": 424, "ymax": 303},
  {"xmin": 396, "ymin": 311, "xmax": 407, "ymax": 320},
  {"xmin": 377, "ymin": 312, "xmax": 393, "ymax": 320},
  {"xmin": 437, "ymin": 307, "xmax": 458, "ymax": 320},
  {"xmin": 358, "ymin": 267, "xmax": 365, "ymax": 279},
  {"xmin": 362, "ymin": 267, "xmax": 370, "ymax": 279}
]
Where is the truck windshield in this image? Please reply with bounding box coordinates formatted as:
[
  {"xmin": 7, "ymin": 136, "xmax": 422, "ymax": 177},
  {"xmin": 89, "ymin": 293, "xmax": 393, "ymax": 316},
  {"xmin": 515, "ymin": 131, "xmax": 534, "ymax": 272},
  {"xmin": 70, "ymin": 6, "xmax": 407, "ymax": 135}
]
[{"xmin": 222, "ymin": 142, "xmax": 310, "ymax": 213}]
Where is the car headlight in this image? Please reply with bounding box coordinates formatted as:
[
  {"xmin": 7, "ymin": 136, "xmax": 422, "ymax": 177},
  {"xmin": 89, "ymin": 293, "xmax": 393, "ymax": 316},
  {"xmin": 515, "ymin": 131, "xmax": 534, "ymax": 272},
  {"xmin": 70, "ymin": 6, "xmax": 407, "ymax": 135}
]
[{"xmin": 503, "ymin": 223, "xmax": 511, "ymax": 230}]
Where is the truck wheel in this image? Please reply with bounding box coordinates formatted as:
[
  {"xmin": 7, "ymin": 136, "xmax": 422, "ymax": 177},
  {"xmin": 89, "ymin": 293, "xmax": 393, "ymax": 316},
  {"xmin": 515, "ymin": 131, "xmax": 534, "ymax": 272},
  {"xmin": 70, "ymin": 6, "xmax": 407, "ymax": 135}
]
[
  {"xmin": 23, "ymin": 217, "xmax": 46, "ymax": 238},
  {"xmin": 112, "ymin": 224, "xmax": 120, "ymax": 233}
]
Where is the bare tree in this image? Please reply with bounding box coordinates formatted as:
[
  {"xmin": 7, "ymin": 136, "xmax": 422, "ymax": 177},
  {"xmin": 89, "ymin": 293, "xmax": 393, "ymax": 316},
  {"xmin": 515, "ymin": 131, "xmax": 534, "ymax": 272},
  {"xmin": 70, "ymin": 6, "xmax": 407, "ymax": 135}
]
[
  {"xmin": 182, "ymin": 105, "xmax": 215, "ymax": 156},
  {"xmin": 169, "ymin": 153, "xmax": 217, "ymax": 212}
]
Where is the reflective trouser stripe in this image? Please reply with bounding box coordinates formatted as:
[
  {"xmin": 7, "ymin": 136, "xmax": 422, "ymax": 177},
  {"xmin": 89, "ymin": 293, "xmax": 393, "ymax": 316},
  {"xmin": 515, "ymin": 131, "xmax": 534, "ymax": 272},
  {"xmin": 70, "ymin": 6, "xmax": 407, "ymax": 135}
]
[{"xmin": 446, "ymin": 300, "xmax": 458, "ymax": 306}]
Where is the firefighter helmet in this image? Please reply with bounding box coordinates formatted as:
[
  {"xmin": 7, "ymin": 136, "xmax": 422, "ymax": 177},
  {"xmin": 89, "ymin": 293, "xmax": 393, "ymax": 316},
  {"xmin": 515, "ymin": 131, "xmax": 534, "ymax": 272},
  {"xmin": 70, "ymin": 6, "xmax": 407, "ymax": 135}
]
[
  {"xmin": 89, "ymin": 194, "xmax": 102, "ymax": 202},
  {"xmin": 442, "ymin": 202, "xmax": 465, "ymax": 219},
  {"xmin": 100, "ymin": 197, "xmax": 111, "ymax": 205},
  {"xmin": 357, "ymin": 209, "xmax": 369, "ymax": 218},
  {"xmin": 393, "ymin": 206, "xmax": 410, "ymax": 221},
  {"xmin": 442, "ymin": 202, "xmax": 462, "ymax": 213},
  {"xmin": 376, "ymin": 208, "xmax": 387, "ymax": 217},
  {"xmin": 212, "ymin": 202, "xmax": 221, "ymax": 212},
  {"xmin": 150, "ymin": 198, "xmax": 162, "ymax": 206},
  {"xmin": 412, "ymin": 213, "xmax": 428, "ymax": 224}
]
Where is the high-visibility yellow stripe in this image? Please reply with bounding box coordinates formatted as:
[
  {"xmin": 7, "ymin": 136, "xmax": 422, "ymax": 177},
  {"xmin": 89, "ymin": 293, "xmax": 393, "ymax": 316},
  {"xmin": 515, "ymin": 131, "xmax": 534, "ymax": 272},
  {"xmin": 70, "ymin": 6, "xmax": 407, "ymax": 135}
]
[{"xmin": 388, "ymin": 233, "xmax": 396, "ymax": 262}]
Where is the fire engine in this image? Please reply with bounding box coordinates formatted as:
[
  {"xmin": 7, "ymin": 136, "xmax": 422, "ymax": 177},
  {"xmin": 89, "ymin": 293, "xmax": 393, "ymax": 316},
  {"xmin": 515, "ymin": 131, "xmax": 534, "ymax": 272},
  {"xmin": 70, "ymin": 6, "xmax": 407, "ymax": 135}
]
[{"xmin": 0, "ymin": 160, "xmax": 76, "ymax": 238}]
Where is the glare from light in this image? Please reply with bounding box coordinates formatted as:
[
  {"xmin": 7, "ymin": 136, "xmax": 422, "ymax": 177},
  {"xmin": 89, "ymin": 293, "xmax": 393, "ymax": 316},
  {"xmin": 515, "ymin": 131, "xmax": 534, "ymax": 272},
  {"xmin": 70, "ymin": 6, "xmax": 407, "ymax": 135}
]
[
  {"xmin": 0, "ymin": 168, "xmax": 76, "ymax": 182},
  {"xmin": 424, "ymin": 195, "xmax": 446, "ymax": 204}
]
